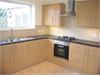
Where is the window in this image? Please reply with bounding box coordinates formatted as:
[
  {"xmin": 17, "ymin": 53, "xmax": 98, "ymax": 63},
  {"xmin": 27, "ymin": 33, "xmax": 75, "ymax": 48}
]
[{"xmin": 0, "ymin": 1, "xmax": 35, "ymax": 30}]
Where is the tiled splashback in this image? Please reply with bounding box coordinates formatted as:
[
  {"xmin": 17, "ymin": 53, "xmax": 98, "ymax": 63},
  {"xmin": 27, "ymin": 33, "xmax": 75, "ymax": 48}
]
[
  {"xmin": 0, "ymin": 26, "xmax": 49, "ymax": 40},
  {"xmin": 49, "ymin": 27, "xmax": 100, "ymax": 42},
  {"xmin": 49, "ymin": 15, "xmax": 100, "ymax": 42}
]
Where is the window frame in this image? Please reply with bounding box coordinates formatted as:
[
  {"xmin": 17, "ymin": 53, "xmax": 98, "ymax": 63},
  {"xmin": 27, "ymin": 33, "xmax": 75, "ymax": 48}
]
[{"xmin": 0, "ymin": 0, "xmax": 35, "ymax": 31}]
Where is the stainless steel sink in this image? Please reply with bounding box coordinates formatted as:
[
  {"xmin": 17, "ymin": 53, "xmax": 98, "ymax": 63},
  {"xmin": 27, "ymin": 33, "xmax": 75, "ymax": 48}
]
[
  {"xmin": 0, "ymin": 40, "xmax": 9, "ymax": 44},
  {"xmin": 8, "ymin": 37, "xmax": 34, "ymax": 42},
  {"xmin": 0, "ymin": 37, "xmax": 34, "ymax": 45},
  {"xmin": 18, "ymin": 37, "xmax": 34, "ymax": 41}
]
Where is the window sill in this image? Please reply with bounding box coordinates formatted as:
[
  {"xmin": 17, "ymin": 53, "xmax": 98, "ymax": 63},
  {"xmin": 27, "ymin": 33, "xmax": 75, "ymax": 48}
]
[{"xmin": 0, "ymin": 27, "xmax": 35, "ymax": 31}]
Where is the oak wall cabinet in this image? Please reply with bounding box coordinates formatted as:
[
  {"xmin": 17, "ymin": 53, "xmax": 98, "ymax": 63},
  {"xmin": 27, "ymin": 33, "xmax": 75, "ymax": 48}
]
[
  {"xmin": 75, "ymin": 1, "xmax": 100, "ymax": 28},
  {"xmin": 42, "ymin": 3, "xmax": 65, "ymax": 26},
  {"xmin": 69, "ymin": 43, "xmax": 100, "ymax": 74}
]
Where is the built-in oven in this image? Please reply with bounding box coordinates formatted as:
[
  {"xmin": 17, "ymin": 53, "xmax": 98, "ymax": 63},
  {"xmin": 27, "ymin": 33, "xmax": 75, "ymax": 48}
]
[{"xmin": 54, "ymin": 40, "xmax": 69, "ymax": 60}]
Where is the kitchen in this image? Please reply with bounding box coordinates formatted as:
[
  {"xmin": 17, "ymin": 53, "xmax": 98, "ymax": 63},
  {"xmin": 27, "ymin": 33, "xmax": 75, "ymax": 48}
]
[{"xmin": 0, "ymin": 0, "xmax": 100, "ymax": 75}]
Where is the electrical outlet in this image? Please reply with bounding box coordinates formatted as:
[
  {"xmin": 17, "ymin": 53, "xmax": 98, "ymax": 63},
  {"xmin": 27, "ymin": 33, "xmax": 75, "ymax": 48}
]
[
  {"xmin": 92, "ymin": 34, "xmax": 98, "ymax": 38},
  {"xmin": 37, "ymin": 30, "xmax": 44, "ymax": 33},
  {"xmin": 98, "ymin": 35, "xmax": 100, "ymax": 39}
]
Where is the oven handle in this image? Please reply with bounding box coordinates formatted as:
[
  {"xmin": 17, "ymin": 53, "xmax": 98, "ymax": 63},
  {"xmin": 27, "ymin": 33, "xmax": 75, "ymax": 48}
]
[{"xmin": 58, "ymin": 44, "xmax": 65, "ymax": 48}]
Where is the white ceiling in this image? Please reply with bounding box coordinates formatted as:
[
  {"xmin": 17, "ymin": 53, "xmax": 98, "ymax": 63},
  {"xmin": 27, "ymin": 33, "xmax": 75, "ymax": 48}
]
[{"xmin": 31, "ymin": 0, "xmax": 68, "ymax": 4}]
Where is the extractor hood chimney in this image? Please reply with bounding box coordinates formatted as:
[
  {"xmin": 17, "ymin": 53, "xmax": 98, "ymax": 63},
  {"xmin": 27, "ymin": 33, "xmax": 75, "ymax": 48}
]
[
  {"xmin": 68, "ymin": 0, "xmax": 75, "ymax": 15},
  {"xmin": 61, "ymin": 0, "xmax": 75, "ymax": 16}
]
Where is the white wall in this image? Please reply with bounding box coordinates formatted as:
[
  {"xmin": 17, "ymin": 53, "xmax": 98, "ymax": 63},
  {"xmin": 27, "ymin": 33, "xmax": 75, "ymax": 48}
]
[
  {"xmin": 0, "ymin": 0, "xmax": 100, "ymax": 42},
  {"xmin": 35, "ymin": 3, "xmax": 43, "ymax": 26}
]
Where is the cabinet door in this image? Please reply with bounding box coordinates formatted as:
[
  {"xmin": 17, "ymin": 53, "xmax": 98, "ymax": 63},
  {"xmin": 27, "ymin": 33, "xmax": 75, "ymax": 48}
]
[
  {"xmin": 76, "ymin": 1, "xmax": 91, "ymax": 27},
  {"xmin": 13, "ymin": 42, "xmax": 30, "ymax": 72},
  {"xmin": 84, "ymin": 46, "xmax": 100, "ymax": 74},
  {"xmin": 54, "ymin": 4, "xmax": 65, "ymax": 26},
  {"xmin": 90, "ymin": 1, "xmax": 99, "ymax": 28},
  {"xmin": 76, "ymin": 1, "xmax": 100, "ymax": 28},
  {"xmin": 29, "ymin": 39, "xmax": 46, "ymax": 65},
  {"xmin": 99, "ymin": 2, "xmax": 100, "ymax": 28},
  {"xmin": 42, "ymin": 5, "xmax": 55, "ymax": 26},
  {"xmin": 2, "ymin": 44, "xmax": 15, "ymax": 74},
  {"xmin": 42, "ymin": 3, "xmax": 65, "ymax": 26},
  {"xmin": 69, "ymin": 43, "xmax": 87, "ymax": 70},
  {"xmin": 46, "ymin": 39, "xmax": 54, "ymax": 60}
]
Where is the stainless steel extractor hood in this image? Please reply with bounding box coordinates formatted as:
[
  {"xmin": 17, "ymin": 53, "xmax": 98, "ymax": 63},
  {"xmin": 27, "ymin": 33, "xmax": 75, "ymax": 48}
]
[
  {"xmin": 61, "ymin": 0, "xmax": 75, "ymax": 16},
  {"xmin": 68, "ymin": 0, "xmax": 75, "ymax": 15}
]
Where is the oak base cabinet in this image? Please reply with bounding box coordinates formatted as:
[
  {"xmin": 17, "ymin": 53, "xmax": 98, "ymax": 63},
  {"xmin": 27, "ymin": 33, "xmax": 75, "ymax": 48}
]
[
  {"xmin": 2, "ymin": 44, "xmax": 14, "ymax": 74},
  {"xmin": 1, "ymin": 39, "xmax": 100, "ymax": 74},
  {"xmin": 28, "ymin": 39, "xmax": 46, "ymax": 65},
  {"xmin": 1, "ymin": 39, "xmax": 46, "ymax": 74},
  {"xmin": 12, "ymin": 42, "xmax": 30, "ymax": 73},
  {"xmin": 69, "ymin": 43, "xmax": 100, "ymax": 74},
  {"xmin": 0, "ymin": 46, "xmax": 2, "ymax": 74},
  {"xmin": 2, "ymin": 42, "xmax": 31, "ymax": 74},
  {"xmin": 69, "ymin": 43, "xmax": 87, "ymax": 70},
  {"xmin": 84, "ymin": 46, "xmax": 100, "ymax": 74}
]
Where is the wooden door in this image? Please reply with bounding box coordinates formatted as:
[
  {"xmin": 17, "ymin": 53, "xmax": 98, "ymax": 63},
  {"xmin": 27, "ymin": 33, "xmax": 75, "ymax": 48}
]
[
  {"xmin": 76, "ymin": 1, "xmax": 91, "ymax": 27},
  {"xmin": 42, "ymin": 3, "xmax": 65, "ymax": 26},
  {"xmin": 46, "ymin": 39, "xmax": 54, "ymax": 60},
  {"xmin": 42, "ymin": 5, "xmax": 55, "ymax": 26},
  {"xmin": 98, "ymin": 2, "xmax": 100, "ymax": 28},
  {"xmin": 13, "ymin": 42, "xmax": 30, "ymax": 72},
  {"xmin": 69, "ymin": 43, "xmax": 87, "ymax": 70},
  {"xmin": 76, "ymin": 1, "xmax": 100, "ymax": 28},
  {"xmin": 90, "ymin": 1, "xmax": 99, "ymax": 28},
  {"xmin": 29, "ymin": 40, "xmax": 46, "ymax": 65},
  {"xmin": 2, "ymin": 44, "xmax": 15, "ymax": 74},
  {"xmin": 84, "ymin": 46, "xmax": 100, "ymax": 74}
]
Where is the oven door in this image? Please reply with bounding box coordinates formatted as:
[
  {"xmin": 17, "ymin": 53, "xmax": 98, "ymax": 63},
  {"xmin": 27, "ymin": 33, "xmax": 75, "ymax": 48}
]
[{"xmin": 54, "ymin": 44, "xmax": 69, "ymax": 59}]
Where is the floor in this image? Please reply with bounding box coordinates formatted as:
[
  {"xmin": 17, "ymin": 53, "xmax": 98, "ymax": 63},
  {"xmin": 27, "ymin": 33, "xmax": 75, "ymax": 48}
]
[{"xmin": 13, "ymin": 61, "xmax": 83, "ymax": 75}]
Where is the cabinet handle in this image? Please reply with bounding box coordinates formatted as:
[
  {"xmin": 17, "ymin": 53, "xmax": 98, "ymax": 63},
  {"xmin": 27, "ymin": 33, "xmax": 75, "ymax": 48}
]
[
  {"xmin": 54, "ymin": 10, "xmax": 56, "ymax": 24},
  {"xmin": 52, "ymin": 17, "xmax": 54, "ymax": 24},
  {"xmin": 58, "ymin": 45, "xmax": 64, "ymax": 48},
  {"xmin": 12, "ymin": 46, "xmax": 16, "ymax": 55},
  {"xmin": 85, "ymin": 50, "xmax": 89, "ymax": 68}
]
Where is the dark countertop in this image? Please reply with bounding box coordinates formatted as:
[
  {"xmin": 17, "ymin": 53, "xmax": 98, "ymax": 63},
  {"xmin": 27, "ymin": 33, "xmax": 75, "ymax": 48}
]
[
  {"xmin": 71, "ymin": 39, "xmax": 100, "ymax": 48},
  {"xmin": 0, "ymin": 35, "xmax": 100, "ymax": 48},
  {"xmin": 0, "ymin": 35, "xmax": 48, "ymax": 46},
  {"xmin": 48, "ymin": 35, "xmax": 100, "ymax": 48}
]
